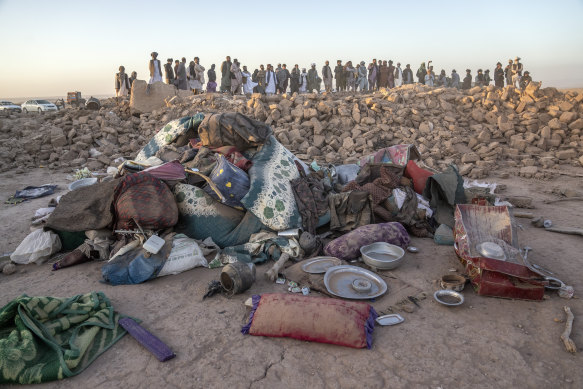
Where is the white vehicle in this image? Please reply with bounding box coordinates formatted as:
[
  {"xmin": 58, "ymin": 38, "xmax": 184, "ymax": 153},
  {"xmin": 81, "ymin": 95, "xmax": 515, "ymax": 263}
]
[
  {"xmin": 21, "ymin": 99, "xmax": 58, "ymax": 113},
  {"xmin": 0, "ymin": 100, "xmax": 22, "ymax": 113}
]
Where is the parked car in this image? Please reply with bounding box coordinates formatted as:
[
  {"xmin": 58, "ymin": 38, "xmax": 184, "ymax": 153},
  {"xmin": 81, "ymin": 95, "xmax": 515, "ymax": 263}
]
[
  {"xmin": 21, "ymin": 100, "xmax": 58, "ymax": 113},
  {"xmin": 0, "ymin": 100, "xmax": 22, "ymax": 113}
]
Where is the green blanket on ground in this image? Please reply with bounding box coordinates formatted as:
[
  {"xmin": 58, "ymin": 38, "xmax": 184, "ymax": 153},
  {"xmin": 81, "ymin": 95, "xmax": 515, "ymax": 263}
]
[{"xmin": 0, "ymin": 292, "xmax": 127, "ymax": 384}]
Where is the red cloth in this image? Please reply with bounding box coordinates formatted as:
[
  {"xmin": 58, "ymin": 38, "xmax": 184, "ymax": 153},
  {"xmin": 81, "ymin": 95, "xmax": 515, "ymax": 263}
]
[
  {"xmin": 404, "ymin": 160, "xmax": 433, "ymax": 194},
  {"xmin": 212, "ymin": 146, "xmax": 252, "ymax": 171}
]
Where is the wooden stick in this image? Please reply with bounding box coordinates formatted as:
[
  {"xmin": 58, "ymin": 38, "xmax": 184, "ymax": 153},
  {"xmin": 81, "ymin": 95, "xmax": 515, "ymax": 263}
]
[
  {"xmin": 543, "ymin": 197, "xmax": 583, "ymax": 204},
  {"xmin": 513, "ymin": 211, "xmax": 534, "ymax": 219},
  {"xmin": 545, "ymin": 226, "xmax": 583, "ymax": 237},
  {"xmin": 560, "ymin": 306, "xmax": 577, "ymax": 353}
]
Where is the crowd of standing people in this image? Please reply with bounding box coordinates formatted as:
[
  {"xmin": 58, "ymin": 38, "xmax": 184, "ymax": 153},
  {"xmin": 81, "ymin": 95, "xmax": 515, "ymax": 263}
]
[{"xmin": 114, "ymin": 52, "xmax": 533, "ymax": 97}]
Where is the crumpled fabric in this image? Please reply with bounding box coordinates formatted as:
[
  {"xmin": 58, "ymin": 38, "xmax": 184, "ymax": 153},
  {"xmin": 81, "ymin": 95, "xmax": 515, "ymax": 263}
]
[
  {"xmin": 328, "ymin": 191, "xmax": 372, "ymax": 232},
  {"xmin": 14, "ymin": 185, "xmax": 58, "ymax": 200},
  {"xmin": 198, "ymin": 112, "xmax": 273, "ymax": 152},
  {"xmin": 209, "ymin": 231, "xmax": 300, "ymax": 267},
  {"xmin": 183, "ymin": 146, "xmax": 216, "ymax": 176},
  {"xmin": 212, "ymin": 146, "xmax": 253, "ymax": 171},
  {"xmin": 343, "ymin": 165, "xmax": 401, "ymax": 204},
  {"xmin": 423, "ymin": 165, "xmax": 466, "ymax": 228},
  {"xmin": 383, "ymin": 186, "xmax": 435, "ymax": 238},
  {"xmin": 291, "ymin": 167, "xmax": 331, "ymax": 234}
]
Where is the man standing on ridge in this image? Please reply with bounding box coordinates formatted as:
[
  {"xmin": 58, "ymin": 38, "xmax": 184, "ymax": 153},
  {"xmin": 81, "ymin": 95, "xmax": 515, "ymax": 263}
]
[
  {"xmin": 322, "ymin": 61, "xmax": 333, "ymax": 92},
  {"xmin": 220, "ymin": 56, "xmax": 232, "ymax": 92},
  {"xmin": 149, "ymin": 52, "xmax": 163, "ymax": 84}
]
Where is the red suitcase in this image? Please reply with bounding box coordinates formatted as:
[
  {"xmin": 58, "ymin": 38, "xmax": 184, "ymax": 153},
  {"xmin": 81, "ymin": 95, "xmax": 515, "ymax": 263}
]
[{"xmin": 454, "ymin": 204, "xmax": 547, "ymax": 300}]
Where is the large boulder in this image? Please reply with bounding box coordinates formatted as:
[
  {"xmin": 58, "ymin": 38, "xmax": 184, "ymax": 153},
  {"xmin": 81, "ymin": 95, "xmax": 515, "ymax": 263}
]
[{"xmin": 130, "ymin": 80, "xmax": 180, "ymax": 113}]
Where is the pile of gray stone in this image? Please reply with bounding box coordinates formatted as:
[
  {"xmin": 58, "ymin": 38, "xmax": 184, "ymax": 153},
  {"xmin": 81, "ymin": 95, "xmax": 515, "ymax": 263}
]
[{"xmin": 0, "ymin": 82, "xmax": 581, "ymax": 179}]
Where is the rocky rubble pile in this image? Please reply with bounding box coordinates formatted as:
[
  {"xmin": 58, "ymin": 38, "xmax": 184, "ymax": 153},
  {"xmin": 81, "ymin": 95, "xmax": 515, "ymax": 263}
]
[{"xmin": 0, "ymin": 83, "xmax": 581, "ymax": 179}]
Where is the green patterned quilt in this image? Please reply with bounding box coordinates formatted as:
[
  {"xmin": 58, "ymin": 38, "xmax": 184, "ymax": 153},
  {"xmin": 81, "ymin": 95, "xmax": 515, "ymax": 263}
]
[{"xmin": 0, "ymin": 292, "xmax": 127, "ymax": 384}]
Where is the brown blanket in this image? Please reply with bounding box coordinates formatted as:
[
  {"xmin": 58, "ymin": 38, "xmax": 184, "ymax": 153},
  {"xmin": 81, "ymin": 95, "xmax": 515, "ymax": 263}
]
[
  {"xmin": 45, "ymin": 179, "xmax": 120, "ymax": 232},
  {"xmin": 197, "ymin": 112, "xmax": 273, "ymax": 151}
]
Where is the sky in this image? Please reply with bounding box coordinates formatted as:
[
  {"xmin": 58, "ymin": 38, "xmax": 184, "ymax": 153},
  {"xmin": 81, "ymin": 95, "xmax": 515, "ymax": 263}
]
[{"xmin": 1, "ymin": 0, "xmax": 582, "ymax": 99}]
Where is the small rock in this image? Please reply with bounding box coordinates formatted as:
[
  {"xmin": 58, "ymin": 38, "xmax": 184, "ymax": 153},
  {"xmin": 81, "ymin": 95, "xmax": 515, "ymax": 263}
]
[
  {"xmin": 2, "ymin": 263, "xmax": 16, "ymax": 275},
  {"xmin": 556, "ymin": 149, "xmax": 576, "ymax": 160},
  {"xmin": 461, "ymin": 153, "xmax": 479, "ymax": 163}
]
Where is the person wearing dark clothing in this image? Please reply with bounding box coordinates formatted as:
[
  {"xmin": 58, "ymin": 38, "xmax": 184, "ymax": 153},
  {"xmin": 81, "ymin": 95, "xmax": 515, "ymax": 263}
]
[
  {"xmin": 475, "ymin": 69, "xmax": 485, "ymax": 87},
  {"xmin": 519, "ymin": 71, "xmax": 532, "ymax": 90},
  {"xmin": 462, "ymin": 69, "xmax": 472, "ymax": 90},
  {"xmin": 129, "ymin": 71, "xmax": 137, "ymax": 88},
  {"xmin": 416, "ymin": 62, "xmax": 426, "ymax": 84},
  {"xmin": 387, "ymin": 60, "xmax": 395, "ymax": 88},
  {"xmin": 334, "ymin": 60, "xmax": 346, "ymax": 91},
  {"xmin": 207, "ymin": 64, "xmax": 217, "ymax": 82},
  {"xmin": 450, "ymin": 69, "xmax": 460, "ymax": 88},
  {"xmin": 403, "ymin": 64, "xmax": 414, "ymax": 84},
  {"xmin": 494, "ymin": 62, "xmax": 504, "ymax": 88},
  {"xmin": 484, "ymin": 69, "xmax": 491, "ymax": 86},
  {"xmin": 504, "ymin": 59, "xmax": 513, "ymax": 86},
  {"xmin": 164, "ymin": 58, "xmax": 174, "ymax": 84},
  {"xmin": 206, "ymin": 64, "xmax": 217, "ymax": 92},
  {"xmin": 220, "ymin": 56, "xmax": 232, "ymax": 92},
  {"xmin": 290, "ymin": 64, "xmax": 301, "ymax": 94},
  {"xmin": 277, "ymin": 64, "xmax": 291, "ymax": 94},
  {"xmin": 252, "ymin": 69, "xmax": 259, "ymax": 93}
]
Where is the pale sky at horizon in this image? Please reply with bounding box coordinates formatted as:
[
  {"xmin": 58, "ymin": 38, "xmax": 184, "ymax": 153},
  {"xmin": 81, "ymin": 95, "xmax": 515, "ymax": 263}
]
[{"xmin": 1, "ymin": 0, "xmax": 582, "ymax": 99}]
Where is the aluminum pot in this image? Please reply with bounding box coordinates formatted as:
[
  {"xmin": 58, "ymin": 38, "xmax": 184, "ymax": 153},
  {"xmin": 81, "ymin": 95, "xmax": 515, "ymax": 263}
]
[{"xmin": 360, "ymin": 242, "xmax": 406, "ymax": 270}]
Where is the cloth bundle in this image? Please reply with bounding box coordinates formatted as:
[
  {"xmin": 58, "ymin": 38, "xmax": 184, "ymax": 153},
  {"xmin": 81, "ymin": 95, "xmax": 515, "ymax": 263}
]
[
  {"xmin": 114, "ymin": 172, "xmax": 178, "ymax": 231},
  {"xmin": 324, "ymin": 222, "xmax": 411, "ymax": 260}
]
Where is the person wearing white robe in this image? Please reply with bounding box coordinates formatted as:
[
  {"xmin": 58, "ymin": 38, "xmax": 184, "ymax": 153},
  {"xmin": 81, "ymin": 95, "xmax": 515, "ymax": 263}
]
[
  {"xmin": 148, "ymin": 52, "xmax": 163, "ymax": 84},
  {"xmin": 394, "ymin": 63, "xmax": 403, "ymax": 87},
  {"xmin": 193, "ymin": 57, "xmax": 205, "ymax": 94},
  {"xmin": 115, "ymin": 66, "xmax": 130, "ymax": 97},
  {"xmin": 299, "ymin": 68, "xmax": 308, "ymax": 93},
  {"xmin": 265, "ymin": 64, "xmax": 277, "ymax": 95},
  {"xmin": 242, "ymin": 66, "xmax": 257, "ymax": 94}
]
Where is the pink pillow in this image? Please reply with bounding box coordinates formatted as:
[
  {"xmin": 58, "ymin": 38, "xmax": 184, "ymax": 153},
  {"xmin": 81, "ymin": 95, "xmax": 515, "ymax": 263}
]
[{"xmin": 242, "ymin": 294, "xmax": 377, "ymax": 349}]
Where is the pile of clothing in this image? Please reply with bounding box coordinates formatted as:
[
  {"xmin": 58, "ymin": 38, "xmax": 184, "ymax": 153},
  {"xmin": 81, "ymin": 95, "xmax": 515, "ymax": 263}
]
[{"xmin": 10, "ymin": 111, "xmax": 467, "ymax": 285}]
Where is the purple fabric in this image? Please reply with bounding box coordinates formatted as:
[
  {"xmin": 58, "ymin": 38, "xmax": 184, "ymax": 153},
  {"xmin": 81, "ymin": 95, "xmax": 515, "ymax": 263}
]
[
  {"xmin": 142, "ymin": 160, "xmax": 186, "ymax": 181},
  {"xmin": 119, "ymin": 317, "xmax": 176, "ymax": 362},
  {"xmin": 241, "ymin": 294, "xmax": 262, "ymax": 335},
  {"xmin": 365, "ymin": 306, "xmax": 379, "ymax": 349},
  {"xmin": 324, "ymin": 222, "xmax": 411, "ymax": 260}
]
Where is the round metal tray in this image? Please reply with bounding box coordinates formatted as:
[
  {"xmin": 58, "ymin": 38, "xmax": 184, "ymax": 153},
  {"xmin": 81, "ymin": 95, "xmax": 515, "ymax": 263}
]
[
  {"xmin": 323, "ymin": 265, "xmax": 388, "ymax": 299},
  {"xmin": 301, "ymin": 256, "xmax": 342, "ymax": 274}
]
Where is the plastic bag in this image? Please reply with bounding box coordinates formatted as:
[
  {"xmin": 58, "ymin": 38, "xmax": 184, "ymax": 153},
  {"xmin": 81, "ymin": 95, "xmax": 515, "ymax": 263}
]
[
  {"xmin": 434, "ymin": 224, "xmax": 455, "ymax": 246},
  {"xmin": 157, "ymin": 234, "xmax": 208, "ymax": 277},
  {"xmin": 11, "ymin": 229, "xmax": 62, "ymax": 264}
]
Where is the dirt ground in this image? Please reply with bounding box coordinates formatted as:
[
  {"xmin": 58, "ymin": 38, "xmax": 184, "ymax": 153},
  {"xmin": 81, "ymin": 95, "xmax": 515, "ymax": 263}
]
[{"xmin": 1, "ymin": 167, "xmax": 582, "ymax": 389}]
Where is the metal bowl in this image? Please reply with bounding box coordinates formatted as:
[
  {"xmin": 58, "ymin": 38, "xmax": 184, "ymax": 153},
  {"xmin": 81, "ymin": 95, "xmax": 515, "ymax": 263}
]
[
  {"xmin": 433, "ymin": 290, "xmax": 464, "ymax": 306},
  {"xmin": 360, "ymin": 242, "xmax": 406, "ymax": 270},
  {"xmin": 68, "ymin": 177, "xmax": 97, "ymax": 191},
  {"xmin": 440, "ymin": 274, "xmax": 467, "ymax": 292},
  {"xmin": 476, "ymin": 242, "xmax": 506, "ymax": 260}
]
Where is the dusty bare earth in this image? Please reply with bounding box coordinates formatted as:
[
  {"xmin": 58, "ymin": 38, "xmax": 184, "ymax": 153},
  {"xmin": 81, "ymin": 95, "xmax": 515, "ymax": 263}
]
[{"xmin": 0, "ymin": 165, "xmax": 582, "ymax": 389}]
